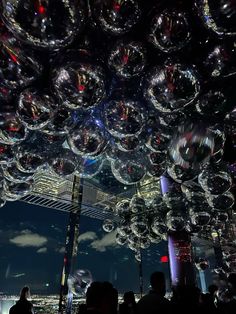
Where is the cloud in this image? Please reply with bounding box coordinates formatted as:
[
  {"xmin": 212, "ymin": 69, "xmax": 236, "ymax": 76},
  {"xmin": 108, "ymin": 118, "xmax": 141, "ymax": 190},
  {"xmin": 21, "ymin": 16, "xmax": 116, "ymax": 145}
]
[
  {"xmin": 13, "ymin": 273, "xmax": 25, "ymax": 278},
  {"xmin": 90, "ymin": 231, "xmax": 118, "ymax": 252},
  {"xmin": 37, "ymin": 247, "xmax": 47, "ymax": 254},
  {"xmin": 78, "ymin": 231, "xmax": 97, "ymax": 243},
  {"xmin": 55, "ymin": 247, "xmax": 65, "ymax": 254},
  {"xmin": 10, "ymin": 230, "xmax": 48, "ymax": 248}
]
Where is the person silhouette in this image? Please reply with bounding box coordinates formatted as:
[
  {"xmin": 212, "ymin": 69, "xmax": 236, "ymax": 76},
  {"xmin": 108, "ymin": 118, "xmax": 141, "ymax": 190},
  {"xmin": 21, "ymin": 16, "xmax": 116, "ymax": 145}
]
[{"xmin": 9, "ymin": 286, "xmax": 34, "ymax": 314}]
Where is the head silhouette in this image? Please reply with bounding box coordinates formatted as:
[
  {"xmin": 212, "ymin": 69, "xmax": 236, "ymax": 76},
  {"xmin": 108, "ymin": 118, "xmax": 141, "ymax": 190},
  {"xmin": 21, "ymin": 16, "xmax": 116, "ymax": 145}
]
[
  {"xmin": 20, "ymin": 286, "xmax": 30, "ymax": 300},
  {"xmin": 150, "ymin": 271, "xmax": 166, "ymax": 296}
]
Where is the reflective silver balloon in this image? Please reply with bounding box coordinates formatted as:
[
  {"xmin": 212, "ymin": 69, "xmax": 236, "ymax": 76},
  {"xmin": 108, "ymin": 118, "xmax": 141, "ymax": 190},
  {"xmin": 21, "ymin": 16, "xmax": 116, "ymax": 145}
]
[
  {"xmin": 207, "ymin": 192, "xmax": 235, "ymax": 210},
  {"xmin": 17, "ymin": 89, "xmax": 55, "ymax": 130},
  {"xmin": 167, "ymin": 163, "xmax": 199, "ymax": 183},
  {"xmin": 145, "ymin": 64, "xmax": 200, "ymax": 113},
  {"xmin": 0, "ymin": 197, "xmax": 6, "ymax": 208},
  {"xmin": 196, "ymin": 90, "xmax": 228, "ymax": 116},
  {"xmin": 196, "ymin": 0, "xmax": 236, "ymax": 36},
  {"xmin": 111, "ymin": 157, "xmax": 146, "ymax": 185},
  {"xmin": 149, "ymin": 10, "xmax": 191, "ymax": 52},
  {"xmin": 146, "ymin": 132, "xmax": 170, "ymax": 153},
  {"xmin": 134, "ymin": 250, "xmax": 141, "ymax": 262},
  {"xmin": 169, "ymin": 122, "xmax": 214, "ymax": 169},
  {"xmin": 115, "ymin": 200, "xmax": 130, "ymax": 217},
  {"xmin": 104, "ymin": 99, "xmax": 146, "ymax": 138},
  {"xmin": 166, "ymin": 210, "xmax": 187, "ymax": 231},
  {"xmin": 68, "ymin": 121, "xmax": 107, "ymax": 157},
  {"xmin": 16, "ymin": 148, "xmax": 44, "ymax": 173},
  {"xmin": 130, "ymin": 216, "xmax": 148, "ymax": 237},
  {"xmin": 116, "ymin": 135, "xmax": 142, "ymax": 152},
  {"xmin": 195, "ymin": 258, "xmax": 210, "ymax": 271},
  {"xmin": 189, "ymin": 207, "xmax": 211, "ymax": 226},
  {"xmin": 214, "ymin": 210, "xmax": 229, "ymax": 223},
  {"xmin": 0, "ymin": 113, "xmax": 28, "ymax": 145},
  {"xmin": 151, "ymin": 218, "xmax": 168, "ymax": 240},
  {"xmin": 67, "ymin": 269, "xmax": 93, "ymax": 296},
  {"xmin": 3, "ymin": 179, "xmax": 33, "ymax": 199},
  {"xmin": 139, "ymin": 237, "xmax": 150, "ymax": 249},
  {"xmin": 0, "ymin": 143, "xmax": 15, "ymax": 165},
  {"xmin": 148, "ymin": 230, "xmax": 162, "ymax": 244},
  {"xmin": 116, "ymin": 232, "xmax": 127, "ymax": 245},
  {"xmin": 102, "ymin": 219, "xmax": 115, "ymax": 233},
  {"xmin": 53, "ymin": 63, "xmax": 106, "ymax": 110},
  {"xmin": 130, "ymin": 195, "xmax": 146, "ymax": 213},
  {"xmin": 76, "ymin": 157, "xmax": 104, "ymax": 179},
  {"xmin": 198, "ymin": 165, "xmax": 232, "ymax": 195},
  {"xmin": 1, "ymin": 0, "xmax": 85, "ymax": 49},
  {"xmin": 96, "ymin": 0, "xmax": 141, "ymax": 35},
  {"xmin": 127, "ymin": 234, "xmax": 140, "ymax": 251},
  {"xmin": 117, "ymin": 219, "xmax": 132, "ymax": 236},
  {"xmin": 49, "ymin": 149, "xmax": 78, "ymax": 177},
  {"xmin": 108, "ymin": 40, "xmax": 146, "ymax": 79},
  {"xmin": 2, "ymin": 163, "xmax": 33, "ymax": 183}
]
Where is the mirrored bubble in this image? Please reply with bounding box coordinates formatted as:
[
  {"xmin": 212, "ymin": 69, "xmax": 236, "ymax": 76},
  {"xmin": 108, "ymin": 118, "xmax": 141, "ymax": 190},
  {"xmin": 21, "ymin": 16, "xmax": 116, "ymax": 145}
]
[
  {"xmin": 96, "ymin": 0, "xmax": 141, "ymax": 35},
  {"xmin": 76, "ymin": 157, "xmax": 104, "ymax": 179},
  {"xmin": 1, "ymin": 0, "xmax": 85, "ymax": 49},
  {"xmin": 127, "ymin": 234, "xmax": 140, "ymax": 251},
  {"xmin": 196, "ymin": 0, "xmax": 236, "ymax": 36},
  {"xmin": 140, "ymin": 237, "xmax": 151, "ymax": 249},
  {"xmin": 149, "ymin": 10, "xmax": 191, "ymax": 52},
  {"xmin": 146, "ymin": 132, "xmax": 170, "ymax": 153},
  {"xmin": 3, "ymin": 180, "xmax": 33, "ymax": 199},
  {"xmin": 16, "ymin": 148, "xmax": 45, "ymax": 173},
  {"xmin": 108, "ymin": 40, "xmax": 146, "ymax": 79},
  {"xmin": 41, "ymin": 107, "xmax": 76, "ymax": 136},
  {"xmin": 68, "ymin": 121, "xmax": 107, "ymax": 157},
  {"xmin": 195, "ymin": 258, "xmax": 210, "ymax": 271},
  {"xmin": 17, "ymin": 89, "xmax": 55, "ymax": 130},
  {"xmin": 151, "ymin": 218, "xmax": 168, "ymax": 239},
  {"xmin": 196, "ymin": 90, "xmax": 228, "ymax": 116},
  {"xmin": 135, "ymin": 251, "xmax": 141, "ymax": 262},
  {"xmin": 115, "ymin": 200, "xmax": 130, "ymax": 217},
  {"xmin": 0, "ymin": 113, "xmax": 28, "ymax": 145},
  {"xmin": 116, "ymin": 232, "xmax": 127, "ymax": 245},
  {"xmin": 49, "ymin": 149, "xmax": 78, "ymax": 177},
  {"xmin": 111, "ymin": 157, "xmax": 146, "ymax": 185},
  {"xmin": 181, "ymin": 181, "xmax": 205, "ymax": 201},
  {"xmin": 102, "ymin": 219, "xmax": 115, "ymax": 233},
  {"xmin": 104, "ymin": 100, "xmax": 146, "ymax": 138},
  {"xmin": 163, "ymin": 189, "xmax": 185, "ymax": 210},
  {"xmin": 148, "ymin": 230, "xmax": 162, "ymax": 244},
  {"xmin": 0, "ymin": 37, "xmax": 42, "ymax": 89},
  {"xmin": 67, "ymin": 269, "xmax": 92, "ymax": 296},
  {"xmin": 169, "ymin": 122, "xmax": 214, "ymax": 169},
  {"xmin": 146, "ymin": 162, "xmax": 166, "ymax": 178},
  {"xmin": 189, "ymin": 207, "xmax": 211, "ymax": 226},
  {"xmin": 209, "ymin": 127, "xmax": 226, "ymax": 155},
  {"xmin": 167, "ymin": 163, "xmax": 199, "ymax": 183},
  {"xmin": 166, "ymin": 210, "xmax": 187, "ymax": 232},
  {"xmin": 198, "ymin": 164, "xmax": 232, "ymax": 195},
  {"xmin": 116, "ymin": 136, "xmax": 142, "ymax": 152},
  {"xmin": 130, "ymin": 216, "xmax": 148, "ymax": 237},
  {"xmin": 117, "ymin": 219, "xmax": 132, "ymax": 236},
  {"xmin": 225, "ymin": 107, "xmax": 236, "ymax": 135},
  {"xmin": 0, "ymin": 143, "xmax": 15, "ymax": 165},
  {"xmin": 130, "ymin": 195, "xmax": 146, "ymax": 214},
  {"xmin": 213, "ymin": 210, "xmax": 229, "ymax": 223},
  {"xmin": 0, "ymin": 198, "xmax": 6, "ymax": 208},
  {"xmin": 149, "ymin": 195, "xmax": 164, "ymax": 212},
  {"xmin": 207, "ymin": 192, "xmax": 235, "ymax": 210},
  {"xmin": 145, "ymin": 64, "xmax": 200, "ymax": 113},
  {"xmin": 2, "ymin": 163, "xmax": 33, "ymax": 183},
  {"xmin": 53, "ymin": 63, "xmax": 106, "ymax": 110}
]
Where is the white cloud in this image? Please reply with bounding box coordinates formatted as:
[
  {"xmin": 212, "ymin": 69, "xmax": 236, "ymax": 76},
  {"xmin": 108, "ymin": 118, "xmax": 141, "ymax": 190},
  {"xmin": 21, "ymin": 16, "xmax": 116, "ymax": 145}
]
[
  {"xmin": 37, "ymin": 247, "xmax": 47, "ymax": 254},
  {"xmin": 10, "ymin": 230, "xmax": 48, "ymax": 248},
  {"xmin": 90, "ymin": 231, "xmax": 118, "ymax": 252},
  {"xmin": 55, "ymin": 247, "xmax": 65, "ymax": 254},
  {"xmin": 78, "ymin": 231, "xmax": 97, "ymax": 243}
]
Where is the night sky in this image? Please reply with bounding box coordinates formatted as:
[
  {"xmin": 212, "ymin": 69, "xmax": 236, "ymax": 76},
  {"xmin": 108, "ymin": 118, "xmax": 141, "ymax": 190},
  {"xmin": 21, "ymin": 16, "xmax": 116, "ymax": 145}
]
[{"xmin": 0, "ymin": 201, "xmax": 168, "ymax": 296}]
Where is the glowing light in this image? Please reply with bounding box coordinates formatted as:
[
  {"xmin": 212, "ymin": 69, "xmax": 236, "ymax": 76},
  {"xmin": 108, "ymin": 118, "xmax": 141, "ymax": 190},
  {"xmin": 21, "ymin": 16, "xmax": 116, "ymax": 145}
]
[{"xmin": 161, "ymin": 255, "xmax": 169, "ymax": 263}]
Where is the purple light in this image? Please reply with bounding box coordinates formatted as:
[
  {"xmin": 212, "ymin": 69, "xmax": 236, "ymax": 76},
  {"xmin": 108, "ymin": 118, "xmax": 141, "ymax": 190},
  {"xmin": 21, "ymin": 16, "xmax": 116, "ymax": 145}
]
[{"xmin": 168, "ymin": 235, "xmax": 179, "ymax": 286}]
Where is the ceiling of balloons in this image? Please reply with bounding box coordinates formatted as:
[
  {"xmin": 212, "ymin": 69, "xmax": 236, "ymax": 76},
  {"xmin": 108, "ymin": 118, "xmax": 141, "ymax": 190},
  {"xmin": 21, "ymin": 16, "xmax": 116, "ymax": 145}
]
[{"xmin": 0, "ymin": 0, "xmax": 236, "ymax": 268}]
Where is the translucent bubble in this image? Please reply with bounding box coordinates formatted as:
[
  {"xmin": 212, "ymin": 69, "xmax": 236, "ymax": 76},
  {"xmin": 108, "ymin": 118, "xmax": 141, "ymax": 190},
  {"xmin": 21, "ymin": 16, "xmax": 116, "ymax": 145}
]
[
  {"xmin": 68, "ymin": 121, "xmax": 107, "ymax": 157},
  {"xmin": 207, "ymin": 192, "xmax": 234, "ymax": 210},
  {"xmin": 146, "ymin": 132, "xmax": 170, "ymax": 153},
  {"xmin": 108, "ymin": 40, "xmax": 146, "ymax": 79},
  {"xmin": 3, "ymin": 180, "xmax": 33, "ymax": 199},
  {"xmin": 148, "ymin": 195, "xmax": 164, "ymax": 212},
  {"xmin": 167, "ymin": 163, "xmax": 199, "ymax": 183},
  {"xmin": 166, "ymin": 210, "xmax": 187, "ymax": 231},
  {"xmin": 49, "ymin": 149, "xmax": 78, "ymax": 177},
  {"xmin": 148, "ymin": 230, "xmax": 162, "ymax": 244},
  {"xmin": 189, "ymin": 208, "xmax": 211, "ymax": 226},
  {"xmin": 149, "ymin": 10, "xmax": 191, "ymax": 52},
  {"xmin": 145, "ymin": 64, "xmax": 200, "ymax": 113},
  {"xmin": 151, "ymin": 218, "xmax": 168, "ymax": 239},
  {"xmin": 169, "ymin": 122, "xmax": 214, "ymax": 169},
  {"xmin": 209, "ymin": 127, "xmax": 226, "ymax": 155},
  {"xmin": 196, "ymin": 90, "xmax": 228, "ymax": 116},
  {"xmin": 102, "ymin": 219, "xmax": 115, "ymax": 233},
  {"xmin": 104, "ymin": 99, "xmax": 146, "ymax": 138},
  {"xmin": 117, "ymin": 219, "xmax": 132, "ymax": 237},
  {"xmin": 116, "ymin": 232, "xmax": 127, "ymax": 245},
  {"xmin": 146, "ymin": 162, "xmax": 166, "ymax": 178},
  {"xmin": 17, "ymin": 89, "xmax": 55, "ymax": 130},
  {"xmin": 111, "ymin": 157, "xmax": 146, "ymax": 185},
  {"xmin": 196, "ymin": 0, "xmax": 236, "ymax": 36},
  {"xmin": 130, "ymin": 195, "xmax": 146, "ymax": 213},
  {"xmin": 116, "ymin": 136, "xmax": 142, "ymax": 152},
  {"xmin": 213, "ymin": 210, "xmax": 229, "ymax": 223},
  {"xmin": 2, "ymin": 163, "xmax": 34, "ymax": 183},
  {"xmin": 76, "ymin": 157, "xmax": 104, "ymax": 179},
  {"xmin": 0, "ymin": 143, "xmax": 15, "ymax": 165},
  {"xmin": 130, "ymin": 216, "xmax": 148, "ymax": 237},
  {"xmin": 0, "ymin": 113, "xmax": 28, "ymax": 145},
  {"xmin": 67, "ymin": 269, "xmax": 92, "ymax": 296},
  {"xmin": 0, "ymin": 34, "xmax": 42, "ymax": 89},
  {"xmin": 225, "ymin": 106, "xmax": 236, "ymax": 135},
  {"xmin": 53, "ymin": 63, "xmax": 106, "ymax": 110},
  {"xmin": 163, "ymin": 189, "xmax": 185, "ymax": 210},
  {"xmin": 115, "ymin": 200, "xmax": 131, "ymax": 218},
  {"xmin": 195, "ymin": 258, "xmax": 210, "ymax": 271},
  {"xmin": 16, "ymin": 148, "xmax": 45, "ymax": 173},
  {"xmin": 96, "ymin": 0, "xmax": 141, "ymax": 35},
  {"xmin": 181, "ymin": 181, "xmax": 205, "ymax": 201},
  {"xmin": 1, "ymin": 0, "xmax": 85, "ymax": 49},
  {"xmin": 198, "ymin": 165, "xmax": 232, "ymax": 195},
  {"xmin": 140, "ymin": 237, "xmax": 151, "ymax": 249}
]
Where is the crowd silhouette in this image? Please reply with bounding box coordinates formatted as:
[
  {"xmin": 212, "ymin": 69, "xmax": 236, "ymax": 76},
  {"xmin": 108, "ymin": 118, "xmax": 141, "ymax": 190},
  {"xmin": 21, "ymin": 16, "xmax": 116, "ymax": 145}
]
[{"xmin": 9, "ymin": 272, "xmax": 236, "ymax": 314}]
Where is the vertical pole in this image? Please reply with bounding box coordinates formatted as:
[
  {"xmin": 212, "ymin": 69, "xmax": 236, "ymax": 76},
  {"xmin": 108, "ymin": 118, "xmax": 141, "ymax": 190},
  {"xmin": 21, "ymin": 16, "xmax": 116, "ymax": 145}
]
[
  {"xmin": 58, "ymin": 177, "xmax": 83, "ymax": 314},
  {"xmin": 138, "ymin": 250, "xmax": 143, "ymax": 298}
]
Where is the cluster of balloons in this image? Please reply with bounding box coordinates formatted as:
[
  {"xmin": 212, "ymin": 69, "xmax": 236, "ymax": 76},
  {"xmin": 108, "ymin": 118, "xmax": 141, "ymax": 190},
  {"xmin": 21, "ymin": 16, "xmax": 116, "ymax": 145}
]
[
  {"xmin": 67, "ymin": 269, "xmax": 93, "ymax": 296},
  {"xmin": 0, "ymin": 0, "xmax": 235, "ymax": 220}
]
